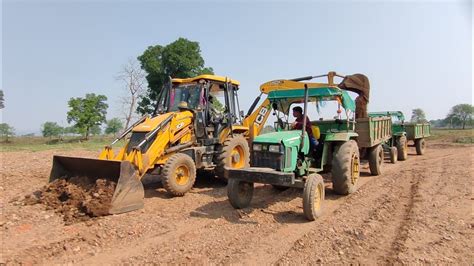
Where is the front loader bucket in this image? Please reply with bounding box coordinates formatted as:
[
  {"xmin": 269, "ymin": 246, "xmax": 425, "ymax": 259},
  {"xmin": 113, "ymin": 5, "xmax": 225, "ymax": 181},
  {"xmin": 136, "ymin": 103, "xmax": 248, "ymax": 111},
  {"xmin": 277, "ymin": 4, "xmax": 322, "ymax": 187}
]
[{"xmin": 50, "ymin": 155, "xmax": 145, "ymax": 214}]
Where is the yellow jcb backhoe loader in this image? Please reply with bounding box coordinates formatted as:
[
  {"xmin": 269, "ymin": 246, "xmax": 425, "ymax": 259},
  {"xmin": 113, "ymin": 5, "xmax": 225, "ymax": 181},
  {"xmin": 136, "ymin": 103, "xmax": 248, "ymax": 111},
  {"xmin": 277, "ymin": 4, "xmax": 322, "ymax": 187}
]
[{"xmin": 49, "ymin": 74, "xmax": 297, "ymax": 215}]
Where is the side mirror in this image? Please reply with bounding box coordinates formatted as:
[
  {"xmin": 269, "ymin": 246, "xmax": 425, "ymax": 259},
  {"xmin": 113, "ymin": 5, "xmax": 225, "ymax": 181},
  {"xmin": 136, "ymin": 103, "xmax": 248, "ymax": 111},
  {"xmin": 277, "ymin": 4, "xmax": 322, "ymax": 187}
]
[{"xmin": 240, "ymin": 110, "xmax": 245, "ymax": 118}]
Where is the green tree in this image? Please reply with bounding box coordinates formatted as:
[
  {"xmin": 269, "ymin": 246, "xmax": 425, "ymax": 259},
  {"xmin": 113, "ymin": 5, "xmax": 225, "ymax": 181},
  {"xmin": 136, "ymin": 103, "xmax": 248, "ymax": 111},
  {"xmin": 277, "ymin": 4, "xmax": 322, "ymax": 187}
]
[
  {"xmin": 0, "ymin": 90, "xmax": 4, "ymax": 109},
  {"xmin": 41, "ymin": 122, "xmax": 64, "ymax": 139},
  {"xmin": 67, "ymin": 93, "xmax": 108, "ymax": 140},
  {"xmin": 0, "ymin": 123, "xmax": 15, "ymax": 142},
  {"xmin": 446, "ymin": 104, "xmax": 473, "ymax": 129},
  {"xmin": 90, "ymin": 125, "xmax": 102, "ymax": 136},
  {"xmin": 105, "ymin": 118, "xmax": 123, "ymax": 135},
  {"xmin": 137, "ymin": 38, "xmax": 214, "ymax": 114},
  {"xmin": 410, "ymin": 108, "xmax": 427, "ymax": 123}
]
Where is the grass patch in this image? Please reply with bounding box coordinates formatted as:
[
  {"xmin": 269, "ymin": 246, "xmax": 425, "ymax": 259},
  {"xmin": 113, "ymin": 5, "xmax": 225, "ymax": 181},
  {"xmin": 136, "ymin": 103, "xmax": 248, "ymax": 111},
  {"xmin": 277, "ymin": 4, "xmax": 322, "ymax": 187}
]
[
  {"xmin": 430, "ymin": 128, "xmax": 473, "ymax": 144},
  {"xmin": 0, "ymin": 136, "xmax": 126, "ymax": 152}
]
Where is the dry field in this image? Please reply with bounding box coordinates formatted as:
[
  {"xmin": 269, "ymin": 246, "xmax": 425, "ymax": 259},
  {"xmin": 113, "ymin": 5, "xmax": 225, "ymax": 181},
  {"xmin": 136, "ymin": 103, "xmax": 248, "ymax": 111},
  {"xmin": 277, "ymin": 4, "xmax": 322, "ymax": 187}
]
[{"xmin": 1, "ymin": 135, "xmax": 472, "ymax": 264}]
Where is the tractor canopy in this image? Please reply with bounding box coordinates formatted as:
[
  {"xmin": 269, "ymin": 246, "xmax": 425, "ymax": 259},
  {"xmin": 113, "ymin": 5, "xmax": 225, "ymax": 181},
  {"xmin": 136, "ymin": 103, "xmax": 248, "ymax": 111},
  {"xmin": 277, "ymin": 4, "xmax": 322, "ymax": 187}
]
[{"xmin": 267, "ymin": 86, "xmax": 356, "ymax": 114}]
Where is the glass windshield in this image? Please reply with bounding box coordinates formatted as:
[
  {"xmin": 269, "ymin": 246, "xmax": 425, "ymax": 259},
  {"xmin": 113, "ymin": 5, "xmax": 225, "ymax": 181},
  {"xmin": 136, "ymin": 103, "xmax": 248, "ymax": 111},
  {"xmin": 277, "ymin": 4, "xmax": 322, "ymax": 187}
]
[{"xmin": 168, "ymin": 84, "xmax": 204, "ymax": 112}]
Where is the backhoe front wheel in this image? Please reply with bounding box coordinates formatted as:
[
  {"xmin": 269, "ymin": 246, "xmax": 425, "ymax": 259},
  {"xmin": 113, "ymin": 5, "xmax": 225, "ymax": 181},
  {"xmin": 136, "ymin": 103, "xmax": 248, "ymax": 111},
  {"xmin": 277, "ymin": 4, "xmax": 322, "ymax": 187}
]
[
  {"xmin": 215, "ymin": 135, "xmax": 250, "ymax": 179},
  {"xmin": 227, "ymin": 179, "xmax": 254, "ymax": 209},
  {"xmin": 161, "ymin": 153, "xmax": 196, "ymax": 196},
  {"xmin": 331, "ymin": 140, "xmax": 360, "ymax": 195},
  {"xmin": 368, "ymin": 144, "xmax": 383, "ymax": 175},
  {"xmin": 303, "ymin": 174, "xmax": 325, "ymax": 221}
]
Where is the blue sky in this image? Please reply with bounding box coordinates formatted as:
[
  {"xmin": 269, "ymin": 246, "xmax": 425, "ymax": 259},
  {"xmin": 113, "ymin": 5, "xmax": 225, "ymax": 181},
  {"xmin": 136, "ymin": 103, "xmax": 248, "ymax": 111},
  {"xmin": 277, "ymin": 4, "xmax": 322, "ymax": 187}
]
[{"xmin": 2, "ymin": 0, "xmax": 472, "ymax": 134}]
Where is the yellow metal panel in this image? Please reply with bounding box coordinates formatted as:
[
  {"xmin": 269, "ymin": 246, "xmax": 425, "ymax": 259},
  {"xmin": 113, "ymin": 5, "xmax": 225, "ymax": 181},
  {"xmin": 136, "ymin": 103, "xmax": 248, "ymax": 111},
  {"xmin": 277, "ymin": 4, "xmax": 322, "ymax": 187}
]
[
  {"xmin": 133, "ymin": 113, "xmax": 174, "ymax": 132},
  {"xmin": 259, "ymin": 80, "xmax": 338, "ymax": 94},
  {"xmin": 172, "ymin": 74, "xmax": 240, "ymax": 86}
]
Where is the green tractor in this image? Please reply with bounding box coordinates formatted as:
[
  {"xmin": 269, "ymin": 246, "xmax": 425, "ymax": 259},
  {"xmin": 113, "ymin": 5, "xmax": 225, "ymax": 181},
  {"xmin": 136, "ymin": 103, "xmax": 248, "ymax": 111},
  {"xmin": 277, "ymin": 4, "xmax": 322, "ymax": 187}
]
[
  {"xmin": 225, "ymin": 72, "xmax": 392, "ymax": 221},
  {"xmin": 369, "ymin": 111, "xmax": 430, "ymax": 159}
]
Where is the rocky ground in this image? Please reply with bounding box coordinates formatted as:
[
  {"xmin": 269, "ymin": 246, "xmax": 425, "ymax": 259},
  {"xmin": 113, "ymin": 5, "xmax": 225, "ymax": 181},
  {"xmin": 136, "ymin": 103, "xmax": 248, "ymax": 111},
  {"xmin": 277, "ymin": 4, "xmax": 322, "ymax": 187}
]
[{"xmin": 1, "ymin": 140, "xmax": 472, "ymax": 264}]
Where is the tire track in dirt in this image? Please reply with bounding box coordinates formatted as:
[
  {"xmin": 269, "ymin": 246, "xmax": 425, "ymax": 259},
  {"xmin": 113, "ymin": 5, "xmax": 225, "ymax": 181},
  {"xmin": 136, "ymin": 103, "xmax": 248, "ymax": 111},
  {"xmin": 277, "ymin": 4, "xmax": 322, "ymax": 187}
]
[{"xmin": 277, "ymin": 146, "xmax": 469, "ymax": 264}]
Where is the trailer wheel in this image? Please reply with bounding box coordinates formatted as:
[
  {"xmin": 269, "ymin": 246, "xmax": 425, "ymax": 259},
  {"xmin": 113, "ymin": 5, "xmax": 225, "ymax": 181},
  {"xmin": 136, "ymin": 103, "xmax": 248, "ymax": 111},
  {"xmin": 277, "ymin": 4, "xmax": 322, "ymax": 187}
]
[
  {"xmin": 331, "ymin": 140, "xmax": 360, "ymax": 195},
  {"xmin": 227, "ymin": 179, "xmax": 254, "ymax": 209},
  {"xmin": 397, "ymin": 136, "xmax": 408, "ymax": 161},
  {"xmin": 161, "ymin": 153, "xmax": 196, "ymax": 196},
  {"xmin": 369, "ymin": 144, "xmax": 384, "ymax": 175},
  {"xmin": 215, "ymin": 135, "xmax": 250, "ymax": 179},
  {"xmin": 390, "ymin": 146, "xmax": 398, "ymax": 164},
  {"xmin": 415, "ymin": 138, "xmax": 426, "ymax": 155},
  {"xmin": 303, "ymin": 174, "xmax": 325, "ymax": 221}
]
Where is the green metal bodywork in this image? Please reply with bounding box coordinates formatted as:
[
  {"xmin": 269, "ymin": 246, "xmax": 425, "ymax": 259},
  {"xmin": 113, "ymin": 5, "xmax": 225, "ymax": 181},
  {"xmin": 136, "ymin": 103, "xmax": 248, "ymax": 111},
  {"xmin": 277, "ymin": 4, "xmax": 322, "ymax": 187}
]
[
  {"xmin": 405, "ymin": 123, "xmax": 431, "ymax": 140},
  {"xmin": 253, "ymin": 131, "xmax": 309, "ymax": 173}
]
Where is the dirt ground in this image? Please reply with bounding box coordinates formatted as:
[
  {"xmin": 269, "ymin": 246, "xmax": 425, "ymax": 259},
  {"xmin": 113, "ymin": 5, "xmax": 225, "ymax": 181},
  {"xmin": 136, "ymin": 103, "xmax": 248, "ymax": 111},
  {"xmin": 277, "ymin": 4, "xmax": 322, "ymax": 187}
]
[{"xmin": 1, "ymin": 140, "xmax": 473, "ymax": 264}]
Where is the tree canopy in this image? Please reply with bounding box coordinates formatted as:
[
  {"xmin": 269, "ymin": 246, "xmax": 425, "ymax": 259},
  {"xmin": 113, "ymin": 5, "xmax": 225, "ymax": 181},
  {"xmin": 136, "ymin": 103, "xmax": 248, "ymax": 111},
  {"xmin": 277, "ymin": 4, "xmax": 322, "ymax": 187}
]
[
  {"xmin": 67, "ymin": 93, "xmax": 108, "ymax": 140},
  {"xmin": 0, "ymin": 123, "xmax": 15, "ymax": 142},
  {"xmin": 0, "ymin": 90, "xmax": 4, "ymax": 109},
  {"xmin": 446, "ymin": 104, "xmax": 473, "ymax": 129},
  {"xmin": 137, "ymin": 38, "xmax": 213, "ymax": 114},
  {"xmin": 105, "ymin": 118, "xmax": 123, "ymax": 135},
  {"xmin": 41, "ymin": 122, "xmax": 64, "ymax": 139},
  {"xmin": 410, "ymin": 108, "xmax": 427, "ymax": 123}
]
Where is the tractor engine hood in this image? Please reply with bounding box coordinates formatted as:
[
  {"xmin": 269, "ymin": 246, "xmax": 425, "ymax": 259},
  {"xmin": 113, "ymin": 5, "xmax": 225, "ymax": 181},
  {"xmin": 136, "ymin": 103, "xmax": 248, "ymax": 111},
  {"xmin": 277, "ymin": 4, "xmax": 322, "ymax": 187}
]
[{"xmin": 253, "ymin": 130, "xmax": 309, "ymax": 149}]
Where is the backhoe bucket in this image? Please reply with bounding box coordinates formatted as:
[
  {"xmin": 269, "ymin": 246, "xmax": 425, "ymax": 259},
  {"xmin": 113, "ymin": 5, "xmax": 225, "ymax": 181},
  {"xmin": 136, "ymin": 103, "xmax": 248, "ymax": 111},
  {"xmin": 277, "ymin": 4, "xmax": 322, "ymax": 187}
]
[{"xmin": 50, "ymin": 155, "xmax": 145, "ymax": 214}]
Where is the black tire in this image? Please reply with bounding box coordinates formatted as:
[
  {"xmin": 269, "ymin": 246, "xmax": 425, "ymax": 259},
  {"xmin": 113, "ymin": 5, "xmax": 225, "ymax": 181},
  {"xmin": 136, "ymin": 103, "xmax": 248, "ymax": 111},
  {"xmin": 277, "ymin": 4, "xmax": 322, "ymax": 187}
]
[
  {"xmin": 415, "ymin": 138, "xmax": 426, "ymax": 155},
  {"xmin": 390, "ymin": 146, "xmax": 398, "ymax": 164},
  {"xmin": 161, "ymin": 153, "xmax": 196, "ymax": 196},
  {"xmin": 368, "ymin": 144, "xmax": 383, "ymax": 176},
  {"xmin": 215, "ymin": 135, "xmax": 250, "ymax": 179},
  {"xmin": 303, "ymin": 174, "xmax": 325, "ymax": 221},
  {"xmin": 397, "ymin": 135, "xmax": 408, "ymax": 161},
  {"xmin": 272, "ymin": 185, "xmax": 288, "ymax": 191},
  {"xmin": 331, "ymin": 140, "xmax": 360, "ymax": 195},
  {"xmin": 227, "ymin": 179, "xmax": 254, "ymax": 209}
]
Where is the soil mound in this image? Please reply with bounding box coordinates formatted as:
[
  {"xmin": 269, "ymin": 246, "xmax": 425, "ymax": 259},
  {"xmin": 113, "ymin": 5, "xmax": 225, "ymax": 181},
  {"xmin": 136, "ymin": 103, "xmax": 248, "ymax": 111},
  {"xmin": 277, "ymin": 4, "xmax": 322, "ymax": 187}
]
[{"xmin": 25, "ymin": 176, "xmax": 116, "ymax": 224}]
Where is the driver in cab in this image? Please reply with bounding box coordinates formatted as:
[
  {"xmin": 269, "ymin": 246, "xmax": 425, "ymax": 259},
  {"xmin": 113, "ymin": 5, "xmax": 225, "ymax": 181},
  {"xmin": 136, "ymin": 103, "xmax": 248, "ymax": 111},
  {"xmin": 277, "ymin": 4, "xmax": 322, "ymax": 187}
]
[{"xmin": 291, "ymin": 106, "xmax": 318, "ymax": 149}]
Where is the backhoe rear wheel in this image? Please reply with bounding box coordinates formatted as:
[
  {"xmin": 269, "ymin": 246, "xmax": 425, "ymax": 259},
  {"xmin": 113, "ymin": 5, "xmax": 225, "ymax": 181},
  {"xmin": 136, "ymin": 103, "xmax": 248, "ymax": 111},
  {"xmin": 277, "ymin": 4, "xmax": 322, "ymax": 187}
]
[
  {"xmin": 161, "ymin": 153, "xmax": 196, "ymax": 196},
  {"xmin": 215, "ymin": 135, "xmax": 250, "ymax": 179},
  {"xmin": 303, "ymin": 174, "xmax": 325, "ymax": 221},
  {"xmin": 227, "ymin": 179, "xmax": 254, "ymax": 209},
  {"xmin": 415, "ymin": 138, "xmax": 426, "ymax": 155},
  {"xmin": 331, "ymin": 140, "xmax": 360, "ymax": 195},
  {"xmin": 368, "ymin": 144, "xmax": 383, "ymax": 176},
  {"xmin": 397, "ymin": 135, "xmax": 408, "ymax": 161}
]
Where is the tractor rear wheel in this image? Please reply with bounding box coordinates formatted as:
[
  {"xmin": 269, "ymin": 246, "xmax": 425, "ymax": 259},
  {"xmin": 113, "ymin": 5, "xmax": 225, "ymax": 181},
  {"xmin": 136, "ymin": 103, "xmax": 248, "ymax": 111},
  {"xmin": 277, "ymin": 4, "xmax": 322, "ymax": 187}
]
[
  {"xmin": 331, "ymin": 140, "xmax": 360, "ymax": 195},
  {"xmin": 161, "ymin": 153, "xmax": 196, "ymax": 196},
  {"xmin": 215, "ymin": 135, "xmax": 250, "ymax": 179},
  {"xmin": 390, "ymin": 146, "xmax": 398, "ymax": 164},
  {"xmin": 415, "ymin": 138, "xmax": 426, "ymax": 155},
  {"xmin": 369, "ymin": 144, "xmax": 383, "ymax": 175},
  {"xmin": 227, "ymin": 179, "xmax": 254, "ymax": 209},
  {"xmin": 303, "ymin": 174, "xmax": 325, "ymax": 221},
  {"xmin": 397, "ymin": 135, "xmax": 408, "ymax": 161}
]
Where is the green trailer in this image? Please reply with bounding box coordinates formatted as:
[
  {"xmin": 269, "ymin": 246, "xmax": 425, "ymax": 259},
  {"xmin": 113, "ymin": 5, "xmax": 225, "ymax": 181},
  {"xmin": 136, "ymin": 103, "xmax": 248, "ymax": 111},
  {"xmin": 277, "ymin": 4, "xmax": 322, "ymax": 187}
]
[
  {"xmin": 225, "ymin": 72, "xmax": 391, "ymax": 221},
  {"xmin": 369, "ymin": 111, "xmax": 430, "ymax": 156}
]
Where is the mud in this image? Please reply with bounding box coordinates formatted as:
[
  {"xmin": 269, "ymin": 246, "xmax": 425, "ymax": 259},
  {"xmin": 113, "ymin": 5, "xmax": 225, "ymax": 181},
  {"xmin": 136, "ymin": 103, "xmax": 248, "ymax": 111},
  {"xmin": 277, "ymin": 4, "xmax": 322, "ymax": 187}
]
[{"xmin": 24, "ymin": 176, "xmax": 116, "ymax": 224}]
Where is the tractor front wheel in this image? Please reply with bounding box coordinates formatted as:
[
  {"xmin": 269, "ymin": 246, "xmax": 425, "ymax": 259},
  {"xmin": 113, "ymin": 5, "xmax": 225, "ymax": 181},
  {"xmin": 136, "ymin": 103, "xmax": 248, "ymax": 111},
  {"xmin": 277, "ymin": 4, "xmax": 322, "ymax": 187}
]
[
  {"xmin": 303, "ymin": 174, "xmax": 325, "ymax": 221},
  {"xmin": 161, "ymin": 153, "xmax": 196, "ymax": 196},
  {"xmin": 390, "ymin": 146, "xmax": 398, "ymax": 164},
  {"xmin": 369, "ymin": 144, "xmax": 383, "ymax": 175},
  {"xmin": 397, "ymin": 135, "xmax": 408, "ymax": 161},
  {"xmin": 227, "ymin": 179, "xmax": 254, "ymax": 209}
]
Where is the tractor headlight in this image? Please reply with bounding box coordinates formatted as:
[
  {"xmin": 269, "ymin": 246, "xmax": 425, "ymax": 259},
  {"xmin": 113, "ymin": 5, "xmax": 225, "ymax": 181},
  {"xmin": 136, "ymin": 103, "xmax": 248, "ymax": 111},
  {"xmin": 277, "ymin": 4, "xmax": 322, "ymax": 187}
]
[
  {"xmin": 268, "ymin": 144, "xmax": 281, "ymax": 153},
  {"xmin": 253, "ymin": 143, "xmax": 262, "ymax": 151}
]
